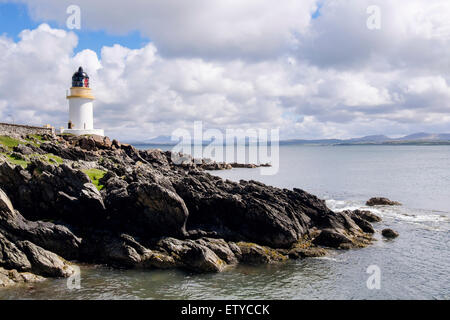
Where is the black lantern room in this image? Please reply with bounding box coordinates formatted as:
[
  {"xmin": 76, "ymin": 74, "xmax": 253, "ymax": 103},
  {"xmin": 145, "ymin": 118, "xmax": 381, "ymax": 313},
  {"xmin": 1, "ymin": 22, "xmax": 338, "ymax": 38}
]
[{"xmin": 72, "ymin": 66, "xmax": 89, "ymax": 88}]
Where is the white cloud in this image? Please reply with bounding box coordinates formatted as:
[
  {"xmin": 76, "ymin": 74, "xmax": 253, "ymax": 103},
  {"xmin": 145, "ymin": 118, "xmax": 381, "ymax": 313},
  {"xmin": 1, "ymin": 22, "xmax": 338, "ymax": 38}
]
[
  {"xmin": 297, "ymin": 0, "xmax": 450, "ymax": 72},
  {"xmin": 14, "ymin": 0, "xmax": 318, "ymax": 59},
  {"xmin": 1, "ymin": 0, "xmax": 450, "ymax": 140}
]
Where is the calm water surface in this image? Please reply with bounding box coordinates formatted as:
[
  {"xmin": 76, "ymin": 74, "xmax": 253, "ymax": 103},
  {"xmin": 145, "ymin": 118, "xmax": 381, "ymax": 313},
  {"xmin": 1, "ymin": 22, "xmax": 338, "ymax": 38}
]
[{"xmin": 1, "ymin": 145, "xmax": 449, "ymax": 299}]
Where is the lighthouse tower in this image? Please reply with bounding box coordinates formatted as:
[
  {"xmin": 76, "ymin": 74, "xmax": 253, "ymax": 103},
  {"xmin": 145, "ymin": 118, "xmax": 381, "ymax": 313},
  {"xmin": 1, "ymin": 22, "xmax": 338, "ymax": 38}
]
[{"xmin": 62, "ymin": 67, "xmax": 104, "ymax": 136}]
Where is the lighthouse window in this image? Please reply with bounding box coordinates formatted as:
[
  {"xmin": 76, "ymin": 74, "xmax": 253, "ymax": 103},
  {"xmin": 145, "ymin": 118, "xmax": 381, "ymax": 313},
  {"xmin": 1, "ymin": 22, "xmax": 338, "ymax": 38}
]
[{"xmin": 72, "ymin": 67, "xmax": 90, "ymax": 88}]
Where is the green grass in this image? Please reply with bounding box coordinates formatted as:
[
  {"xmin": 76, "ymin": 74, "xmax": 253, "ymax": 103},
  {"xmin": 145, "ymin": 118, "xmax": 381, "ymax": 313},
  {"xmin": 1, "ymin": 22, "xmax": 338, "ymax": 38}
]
[
  {"xmin": 24, "ymin": 134, "xmax": 45, "ymax": 146},
  {"xmin": 29, "ymin": 134, "xmax": 44, "ymax": 141},
  {"xmin": 1, "ymin": 151, "xmax": 64, "ymax": 168},
  {"xmin": 0, "ymin": 136, "xmax": 21, "ymax": 149},
  {"xmin": 45, "ymin": 154, "xmax": 63, "ymax": 164},
  {"xmin": 4, "ymin": 153, "xmax": 30, "ymax": 168},
  {"xmin": 82, "ymin": 168, "xmax": 106, "ymax": 191}
]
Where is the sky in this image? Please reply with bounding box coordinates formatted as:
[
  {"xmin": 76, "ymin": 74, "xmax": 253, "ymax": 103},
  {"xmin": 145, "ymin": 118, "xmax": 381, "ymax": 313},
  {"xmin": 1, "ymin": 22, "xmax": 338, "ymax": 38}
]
[{"xmin": 0, "ymin": 0, "xmax": 449, "ymax": 141}]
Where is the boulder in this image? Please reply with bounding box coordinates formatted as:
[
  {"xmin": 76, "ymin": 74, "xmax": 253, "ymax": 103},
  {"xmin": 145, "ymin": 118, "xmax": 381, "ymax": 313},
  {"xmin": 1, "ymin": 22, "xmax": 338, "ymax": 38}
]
[
  {"xmin": 312, "ymin": 229, "xmax": 353, "ymax": 249},
  {"xmin": 382, "ymin": 228, "xmax": 399, "ymax": 238},
  {"xmin": 125, "ymin": 182, "xmax": 189, "ymax": 238},
  {"xmin": 141, "ymin": 250, "xmax": 178, "ymax": 269},
  {"xmin": 0, "ymin": 267, "xmax": 45, "ymax": 287},
  {"xmin": 286, "ymin": 247, "xmax": 327, "ymax": 259},
  {"xmin": 18, "ymin": 240, "xmax": 74, "ymax": 278},
  {"xmin": 366, "ymin": 197, "xmax": 401, "ymax": 206},
  {"xmin": 195, "ymin": 238, "xmax": 238, "ymax": 264},
  {"xmin": 157, "ymin": 238, "xmax": 226, "ymax": 272},
  {"xmin": 236, "ymin": 242, "xmax": 287, "ymax": 264},
  {"xmin": 343, "ymin": 210, "xmax": 375, "ymax": 233},
  {"xmin": 350, "ymin": 209, "xmax": 382, "ymax": 222}
]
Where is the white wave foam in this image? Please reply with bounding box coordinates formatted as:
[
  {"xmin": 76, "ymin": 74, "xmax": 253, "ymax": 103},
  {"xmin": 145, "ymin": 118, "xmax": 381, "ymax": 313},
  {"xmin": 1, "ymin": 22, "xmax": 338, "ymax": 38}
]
[{"xmin": 326, "ymin": 199, "xmax": 449, "ymax": 225}]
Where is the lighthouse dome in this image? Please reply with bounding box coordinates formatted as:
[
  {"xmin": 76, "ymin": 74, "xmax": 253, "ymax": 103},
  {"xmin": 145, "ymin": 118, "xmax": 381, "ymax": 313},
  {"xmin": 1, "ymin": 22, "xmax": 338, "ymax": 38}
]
[{"xmin": 72, "ymin": 66, "xmax": 89, "ymax": 88}]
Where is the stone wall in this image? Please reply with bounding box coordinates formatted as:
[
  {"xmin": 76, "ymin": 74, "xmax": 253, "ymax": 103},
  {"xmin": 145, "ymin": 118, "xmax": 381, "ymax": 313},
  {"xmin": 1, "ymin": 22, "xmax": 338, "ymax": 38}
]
[{"xmin": 0, "ymin": 123, "xmax": 55, "ymax": 137}]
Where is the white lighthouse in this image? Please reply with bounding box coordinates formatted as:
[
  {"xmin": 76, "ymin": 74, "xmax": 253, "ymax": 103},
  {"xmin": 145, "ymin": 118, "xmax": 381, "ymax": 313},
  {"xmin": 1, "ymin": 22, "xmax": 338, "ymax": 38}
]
[{"xmin": 61, "ymin": 67, "xmax": 104, "ymax": 136}]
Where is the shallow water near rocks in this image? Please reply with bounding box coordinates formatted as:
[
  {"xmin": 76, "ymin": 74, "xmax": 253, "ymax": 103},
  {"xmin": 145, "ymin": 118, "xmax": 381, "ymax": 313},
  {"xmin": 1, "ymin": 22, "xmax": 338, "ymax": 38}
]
[{"xmin": 1, "ymin": 145, "xmax": 449, "ymax": 299}]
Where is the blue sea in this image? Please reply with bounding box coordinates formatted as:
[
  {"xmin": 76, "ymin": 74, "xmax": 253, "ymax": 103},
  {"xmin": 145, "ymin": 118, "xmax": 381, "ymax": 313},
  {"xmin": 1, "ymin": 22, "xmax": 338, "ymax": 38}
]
[{"xmin": 1, "ymin": 145, "xmax": 449, "ymax": 299}]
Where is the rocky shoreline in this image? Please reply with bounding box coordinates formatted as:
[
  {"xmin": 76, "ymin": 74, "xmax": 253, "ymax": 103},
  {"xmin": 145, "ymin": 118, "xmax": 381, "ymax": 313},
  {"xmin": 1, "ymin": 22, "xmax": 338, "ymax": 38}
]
[{"xmin": 0, "ymin": 133, "xmax": 397, "ymax": 287}]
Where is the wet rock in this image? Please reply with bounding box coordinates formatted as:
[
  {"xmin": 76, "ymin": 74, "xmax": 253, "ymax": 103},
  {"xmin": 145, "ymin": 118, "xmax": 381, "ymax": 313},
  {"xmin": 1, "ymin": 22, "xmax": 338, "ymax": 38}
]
[
  {"xmin": 366, "ymin": 197, "xmax": 401, "ymax": 206},
  {"xmin": 195, "ymin": 238, "xmax": 238, "ymax": 264},
  {"xmin": 181, "ymin": 242, "xmax": 226, "ymax": 272},
  {"xmin": 17, "ymin": 240, "xmax": 74, "ymax": 278},
  {"xmin": 236, "ymin": 242, "xmax": 288, "ymax": 264},
  {"xmin": 0, "ymin": 267, "xmax": 45, "ymax": 287},
  {"xmin": 141, "ymin": 250, "xmax": 178, "ymax": 269},
  {"xmin": 286, "ymin": 246, "xmax": 327, "ymax": 259},
  {"xmin": 350, "ymin": 209, "xmax": 382, "ymax": 222},
  {"xmin": 312, "ymin": 229, "xmax": 353, "ymax": 249},
  {"xmin": 343, "ymin": 210, "xmax": 375, "ymax": 233},
  {"xmin": 382, "ymin": 228, "xmax": 399, "ymax": 238},
  {"xmin": 157, "ymin": 237, "xmax": 226, "ymax": 272}
]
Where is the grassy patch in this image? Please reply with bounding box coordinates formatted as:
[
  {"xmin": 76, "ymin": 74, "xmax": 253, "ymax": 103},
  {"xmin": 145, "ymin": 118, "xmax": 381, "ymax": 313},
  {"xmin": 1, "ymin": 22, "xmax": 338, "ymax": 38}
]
[
  {"xmin": 45, "ymin": 154, "xmax": 63, "ymax": 164},
  {"xmin": 29, "ymin": 134, "xmax": 44, "ymax": 142},
  {"xmin": 0, "ymin": 136, "xmax": 21, "ymax": 149},
  {"xmin": 24, "ymin": 134, "xmax": 45, "ymax": 146},
  {"xmin": 82, "ymin": 168, "xmax": 106, "ymax": 191},
  {"xmin": 4, "ymin": 153, "xmax": 30, "ymax": 168}
]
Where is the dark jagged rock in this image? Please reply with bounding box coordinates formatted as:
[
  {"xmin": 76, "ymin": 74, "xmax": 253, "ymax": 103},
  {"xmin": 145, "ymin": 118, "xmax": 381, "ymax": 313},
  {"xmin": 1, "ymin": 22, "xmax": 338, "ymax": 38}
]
[
  {"xmin": 0, "ymin": 160, "xmax": 106, "ymax": 225},
  {"xmin": 312, "ymin": 229, "xmax": 353, "ymax": 249},
  {"xmin": 350, "ymin": 209, "xmax": 382, "ymax": 223},
  {"xmin": 13, "ymin": 144, "xmax": 34, "ymax": 155},
  {"xmin": 382, "ymin": 228, "xmax": 399, "ymax": 238},
  {"xmin": 0, "ymin": 188, "xmax": 77, "ymax": 279},
  {"xmin": 0, "ymin": 208, "xmax": 81, "ymax": 260},
  {"xmin": 366, "ymin": 197, "xmax": 401, "ymax": 206},
  {"xmin": 0, "ymin": 232, "xmax": 31, "ymax": 271},
  {"xmin": 343, "ymin": 210, "xmax": 375, "ymax": 233},
  {"xmin": 0, "ymin": 133, "xmax": 380, "ymax": 273},
  {"xmin": 40, "ymin": 142, "xmax": 98, "ymax": 161},
  {"xmin": 17, "ymin": 240, "xmax": 74, "ymax": 277},
  {"xmin": 156, "ymin": 237, "xmax": 226, "ymax": 272}
]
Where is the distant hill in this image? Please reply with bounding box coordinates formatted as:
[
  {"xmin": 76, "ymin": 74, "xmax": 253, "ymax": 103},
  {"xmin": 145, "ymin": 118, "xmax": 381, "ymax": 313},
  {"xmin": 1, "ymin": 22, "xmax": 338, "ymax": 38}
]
[
  {"xmin": 282, "ymin": 133, "xmax": 450, "ymax": 145},
  {"xmin": 129, "ymin": 133, "xmax": 450, "ymax": 146},
  {"xmin": 396, "ymin": 133, "xmax": 450, "ymax": 141}
]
